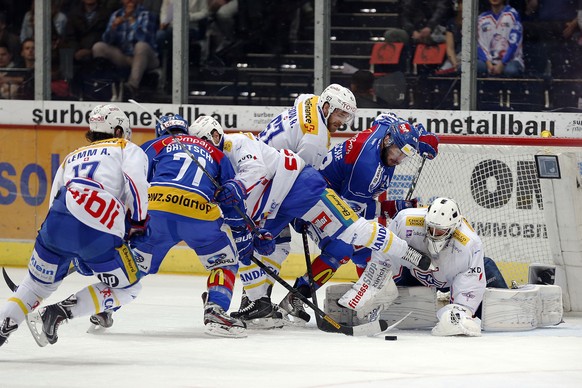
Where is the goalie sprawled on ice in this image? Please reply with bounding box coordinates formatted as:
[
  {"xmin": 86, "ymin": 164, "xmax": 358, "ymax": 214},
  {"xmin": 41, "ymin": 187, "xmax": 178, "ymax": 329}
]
[{"xmin": 324, "ymin": 197, "xmax": 563, "ymax": 336}]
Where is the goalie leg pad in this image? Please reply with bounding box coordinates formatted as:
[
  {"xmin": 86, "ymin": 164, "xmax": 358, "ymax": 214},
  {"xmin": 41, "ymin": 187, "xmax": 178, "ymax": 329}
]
[{"xmin": 481, "ymin": 285, "xmax": 563, "ymax": 331}]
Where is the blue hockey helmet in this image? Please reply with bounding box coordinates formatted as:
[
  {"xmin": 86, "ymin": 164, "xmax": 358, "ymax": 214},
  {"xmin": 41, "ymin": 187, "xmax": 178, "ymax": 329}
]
[
  {"xmin": 385, "ymin": 119, "xmax": 419, "ymax": 158},
  {"xmin": 155, "ymin": 114, "xmax": 189, "ymax": 137}
]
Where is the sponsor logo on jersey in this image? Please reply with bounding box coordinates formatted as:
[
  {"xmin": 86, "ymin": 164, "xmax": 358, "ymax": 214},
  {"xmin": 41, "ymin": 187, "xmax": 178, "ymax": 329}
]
[
  {"xmin": 368, "ymin": 165, "xmax": 385, "ymax": 192},
  {"xmin": 147, "ymin": 186, "xmax": 221, "ymax": 220},
  {"xmin": 412, "ymin": 268, "xmax": 447, "ymax": 288},
  {"xmin": 453, "ymin": 229, "xmax": 470, "ymax": 245},
  {"xmin": 224, "ymin": 140, "xmax": 232, "ymax": 152},
  {"xmin": 28, "ymin": 250, "xmax": 57, "ymax": 283},
  {"xmin": 405, "ymin": 216, "xmax": 425, "ymax": 227},
  {"xmin": 323, "ymin": 190, "xmax": 359, "ymax": 222},
  {"xmin": 312, "ymin": 211, "xmax": 332, "ymax": 231},
  {"xmin": 98, "ymin": 273, "xmax": 120, "ymax": 287},
  {"xmin": 117, "ymin": 244, "xmax": 138, "ymax": 284},
  {"xmin": 207, "ymin": 253, "xmax": 235, "ymax": 267},
  {"xmin": 461, "ymin": 291, "xmax": 476, "ymax": 302},
  {"xmin": 299, "ymin": 97, "xmax": 319, "ymax": 135}
]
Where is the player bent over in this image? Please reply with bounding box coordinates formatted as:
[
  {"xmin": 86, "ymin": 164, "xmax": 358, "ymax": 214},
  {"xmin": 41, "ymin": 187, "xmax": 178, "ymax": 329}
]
[
  {"xmin": 189, "ymin": 117, "xmax": 431, "ymax": 329},
  {"xmin": 0, "ymin": 104, "xmax": 150, "ymax": 347},
  {"xmin": 277, "ymin": 113, "xmax": 439, "ymax": 323},
  {"xmin": 92, "ymin": 114, "xmax": 274, "ymax": 338}
]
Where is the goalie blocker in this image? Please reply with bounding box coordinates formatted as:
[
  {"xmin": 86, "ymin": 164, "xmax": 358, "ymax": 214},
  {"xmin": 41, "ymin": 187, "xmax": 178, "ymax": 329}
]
[{"xmin": 325, "ymin": 264, "xmax": 563, "ymax": 333}]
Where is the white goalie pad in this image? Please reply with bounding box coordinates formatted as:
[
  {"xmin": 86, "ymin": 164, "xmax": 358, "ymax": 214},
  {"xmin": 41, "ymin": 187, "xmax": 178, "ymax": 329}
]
[
  {"xmin": 481, "ymin": 285, "xmax": 563, "ymax": 331},
  {"xmin": 325, "ymin": 284, "xmax": 441, "ymax": 329}
]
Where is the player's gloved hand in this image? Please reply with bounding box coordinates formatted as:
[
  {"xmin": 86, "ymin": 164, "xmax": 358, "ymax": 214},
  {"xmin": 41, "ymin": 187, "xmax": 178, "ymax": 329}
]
[
  {"xmin": 418, "ymin": 131, "xmax": 439, "ymax": 160},
  {"xmin": 232, "ymin": 226, "xmax": 253, "ymax": 266},
  {"xmin": 291, "ymin": 217, "xmax": 310, "ymax": 233},
  {"xmin": 128, "ymin": 215, "xmax": 150, "ymax": 239},
  {"xmin": 432, "ymin": 304, "xmax": 482, "ymax": 337},
  {"xmin": 215, "ymin": 179, "xmax": 247, "ymax": 207},
  {"xmin": 380, "ymin": 199, "xmax": 418, "ymax": 219},
  {"xmin": 253, "ymin": 229, "xmax": 276, "ymax": 256}
]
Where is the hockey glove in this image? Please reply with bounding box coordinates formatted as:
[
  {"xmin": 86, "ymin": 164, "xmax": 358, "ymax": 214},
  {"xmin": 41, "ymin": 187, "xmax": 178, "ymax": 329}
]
[
  {"xmin": 380, "ymin": 199, "xmax": 418, "ymax": 219},
  {"xmin": 232, "ymin": 226, "xmax": 253, "ymax": 266},
  {"xmin": 432, "ymin": 304, "xmax": 482, "ymax": 337},
  {"xmin": 418, "ymin": 132, "xmax": 439, "ymax": 160},
  {"xmin": 128, "ymin": 215, "xmax": 150, "ymax": 239},
  {"xmin": 253, "ymin": 229, "xmax": 276, "ymax": 256},
  {"xmin": 215, "ymin": 179, "xmax": 247, "ymax": 207},
  {"xmin": 291, "ymin": 217, "xmax": 310, "ymax": 233}
]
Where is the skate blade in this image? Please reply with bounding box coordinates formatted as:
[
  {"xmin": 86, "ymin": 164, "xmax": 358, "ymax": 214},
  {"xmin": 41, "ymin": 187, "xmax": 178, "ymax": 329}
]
[
  {"xmin": 26, "ymin": 310, "xmax": 49, "ymax": 347},
  {"xmin": 245, "ymin": 317, "xmax": 285, "ymax": 330},
  {"xmin": 204, "ymin": 323, "xmax": 247, "ymax": 338},
  {"xmin": 280, "ymin": 312, "xmax": 308, "ymax": 327},
  {"xmin": 86, "ymin": 324, "xmax": 108, "ymax": 334}
]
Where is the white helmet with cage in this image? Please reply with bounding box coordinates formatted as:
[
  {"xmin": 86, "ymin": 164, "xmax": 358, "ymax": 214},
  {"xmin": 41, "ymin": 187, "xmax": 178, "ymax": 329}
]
[
  {"xmin": 318, "ymin": 83, "xmax": 357, "ymax": 125},
  {"xmin": 425, "ymin": 197, "xmax": 463, "ymax": 255},
  {"xmin": 88, "ymin": 104, "xmax": 132, "ymax": 140},
  {"xmin": 188, "ymin": 116, "xmax": 225, "ymax": 149}
]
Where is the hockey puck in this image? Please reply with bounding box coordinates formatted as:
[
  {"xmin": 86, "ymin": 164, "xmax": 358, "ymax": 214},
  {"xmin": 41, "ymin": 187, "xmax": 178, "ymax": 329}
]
[{"xmin": 384, "ymin": 335, "xmax": 397, "ymax": 341}]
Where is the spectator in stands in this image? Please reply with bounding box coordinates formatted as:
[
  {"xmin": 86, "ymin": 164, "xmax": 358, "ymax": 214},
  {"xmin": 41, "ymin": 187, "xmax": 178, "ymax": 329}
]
[
  {"xmin": 156, "ymin": 0, "xmax": 208, "ymax": 71},
  {"xmin": 477, "ymin": 0, "xmax": 525, "ymax": 77},
  {"xmin": 92, "ymin": 0, "xmax": 160, "ymax": 99},
  {"xmin": 65, "ymin": 0, "xmax": 116, "ymax": 64},
  {"xmin": 20, "ymin": 0, "xmax": 68, "ymax": 47},
  {"xmin": 436, "ymin": 0, "xmax": 463, "ymax": 75},
  {"xmin": 207, "ymin": 0, "xmax": 238, "ymax": 55},
  {"xmin": 349, "ymin": 69, "xmax": 386, "ymax": 109},
  {"xmin": 15, "ymin": 38, "xmax": 34, "ymax": 69},
  {"xmin": 384, "ymin": 0, "xmax": 453, "ymax": 46},
  {"xmin": 522, "ymin": 0, "xmax": 579, "ymax": 77},
  {"xmin": 0, "ymin": 43, "xmax": 14, "ymax": 68},
  {"xmin": 0, "ymin": 12, "xmax": 21, "ymax": 65},
  {"xmin": 2, "ymin": 38, "xmax": 34, "ymax": 99}
]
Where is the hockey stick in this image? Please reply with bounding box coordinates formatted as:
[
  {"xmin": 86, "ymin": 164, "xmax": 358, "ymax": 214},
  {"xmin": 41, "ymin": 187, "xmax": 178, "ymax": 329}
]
[
  {"xmin": 302, "ymin": 228, "xmax": 320, "ymax": 326},
  {"xmin": 129, "ymin": 99, "xmax": 389, "ymax": 336},
  {"xmin": 405, "ymin": 155, "xmax": 427, "ymax": 201}
]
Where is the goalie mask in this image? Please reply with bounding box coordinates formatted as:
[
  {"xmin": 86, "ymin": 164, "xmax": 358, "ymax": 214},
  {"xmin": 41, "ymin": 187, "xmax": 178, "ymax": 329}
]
[
  {"xmin": 425, "ymin": 197, "xmax": 462, "ymax": 255},
  {"xmin": 155, "ymin": 114, "xmax": 189, "ymax": 137},
  {"xmin": 188, "ymin": 116, "xmax": 225, "ymax": 150},
  {"xmin": 89, "ymin": 104, "xmax": 132, "ymax": 140},
  {"xmin": 318, "ymin": 84, "xmax": 357, "ymax": 126}
]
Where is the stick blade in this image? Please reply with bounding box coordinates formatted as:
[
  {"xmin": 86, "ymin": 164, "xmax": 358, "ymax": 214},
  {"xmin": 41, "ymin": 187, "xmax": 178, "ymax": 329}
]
[{"xmin": 2, "ymin": 267, "xmax": 18, "ymax": 292}]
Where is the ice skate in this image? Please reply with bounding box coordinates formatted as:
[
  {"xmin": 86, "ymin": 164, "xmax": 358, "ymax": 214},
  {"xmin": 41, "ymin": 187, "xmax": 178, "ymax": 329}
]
[
  {"xmin": 87, "ymin": 310, "xmax": 114, "ymax": 333},
  {"xmin": 231, "ymin": 295, "xmax": 284, "ymax": 329},
  {"xmin": 278, "ymin": 291, "xmax": 311, "ymax": 326},
  {"xmin": 0, "ymin": 317, "xmax": 18, "ymax": 347},
  {"xmin": 26, "ymin": 295, "xmax": 75, "ymax": 347},
  {"xmin": 204, "ymin": 301, "xmax": 247, "ymax": 338}
]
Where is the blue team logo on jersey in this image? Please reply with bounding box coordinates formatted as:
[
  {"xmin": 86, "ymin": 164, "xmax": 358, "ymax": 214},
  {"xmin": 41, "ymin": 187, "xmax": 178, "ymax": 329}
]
[{"xmin": 413, "ymin": 268, "xmax": 447, "ymax": 288}]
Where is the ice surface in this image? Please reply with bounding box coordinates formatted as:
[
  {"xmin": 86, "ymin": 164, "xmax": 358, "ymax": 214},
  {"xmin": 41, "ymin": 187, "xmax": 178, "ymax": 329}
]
[{"xmin": 1, "ymin": 268, "xmax": 581, "ymax": 388}]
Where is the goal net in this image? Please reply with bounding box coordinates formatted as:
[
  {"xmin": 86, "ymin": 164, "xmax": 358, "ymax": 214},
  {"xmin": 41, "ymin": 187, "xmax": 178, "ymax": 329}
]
[{"xmin": 386, "ymin": 135, "xmax": 582, "ymax": 310}]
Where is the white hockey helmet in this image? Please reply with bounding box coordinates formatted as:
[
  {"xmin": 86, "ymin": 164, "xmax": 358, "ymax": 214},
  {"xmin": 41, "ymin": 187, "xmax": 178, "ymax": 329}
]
[
  {"xmin": 88, "ymin": 104, "xmax": 132, "ymax": 140},
  {"xmin": 188, "ymin": 116, "xmax": 225, "ymax": 149},
  {"xmin": 318, "ymin": 83, "xmax": 357, "ymax": 125},
  {"xmin": 425, "ymin": 197, "xmax": 462, "ymax": 255}
]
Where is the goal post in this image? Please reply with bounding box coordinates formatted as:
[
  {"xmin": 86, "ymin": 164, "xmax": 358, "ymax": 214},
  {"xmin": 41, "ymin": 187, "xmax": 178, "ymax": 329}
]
[{"xmin": 386, "ymin": 135, "xmax": 582, "ymax": 312}]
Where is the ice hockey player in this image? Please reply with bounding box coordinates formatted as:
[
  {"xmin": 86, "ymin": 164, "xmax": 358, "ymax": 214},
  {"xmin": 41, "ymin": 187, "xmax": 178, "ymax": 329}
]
[
  {"xmin": 278, "ymin": 113, "xmax": 440, "ymax": 324},
  {"xmin": 0, "ymin": 104, "xmax": 150, "ymax": 347},
  {"xmin": 94, "ymin": 114, "xmax": 275, "ymax": 338},
  {"xmin": 258, "ymin": 83, "xmax": 357, "ymax": 169},
  {"xmin": 188, "ymin": 116, "xmax": 431, "ymax": 329}
]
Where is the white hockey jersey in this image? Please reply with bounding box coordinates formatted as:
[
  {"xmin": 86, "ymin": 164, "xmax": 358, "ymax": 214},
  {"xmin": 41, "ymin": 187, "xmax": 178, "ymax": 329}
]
[
  {"xmin": 49, "ymin": 138, "xmax": 150, "ymax": 239},
  {"xmin": 222, "ymin": 133, "xmax": 305, "ymax": 224},
  {"xmin": 388, "ymin": 207, "xmax": 486, "ymax": 314},
  {"xmin": 258, "ymin": 94, "xmax": 330, "ymax": 168}
]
